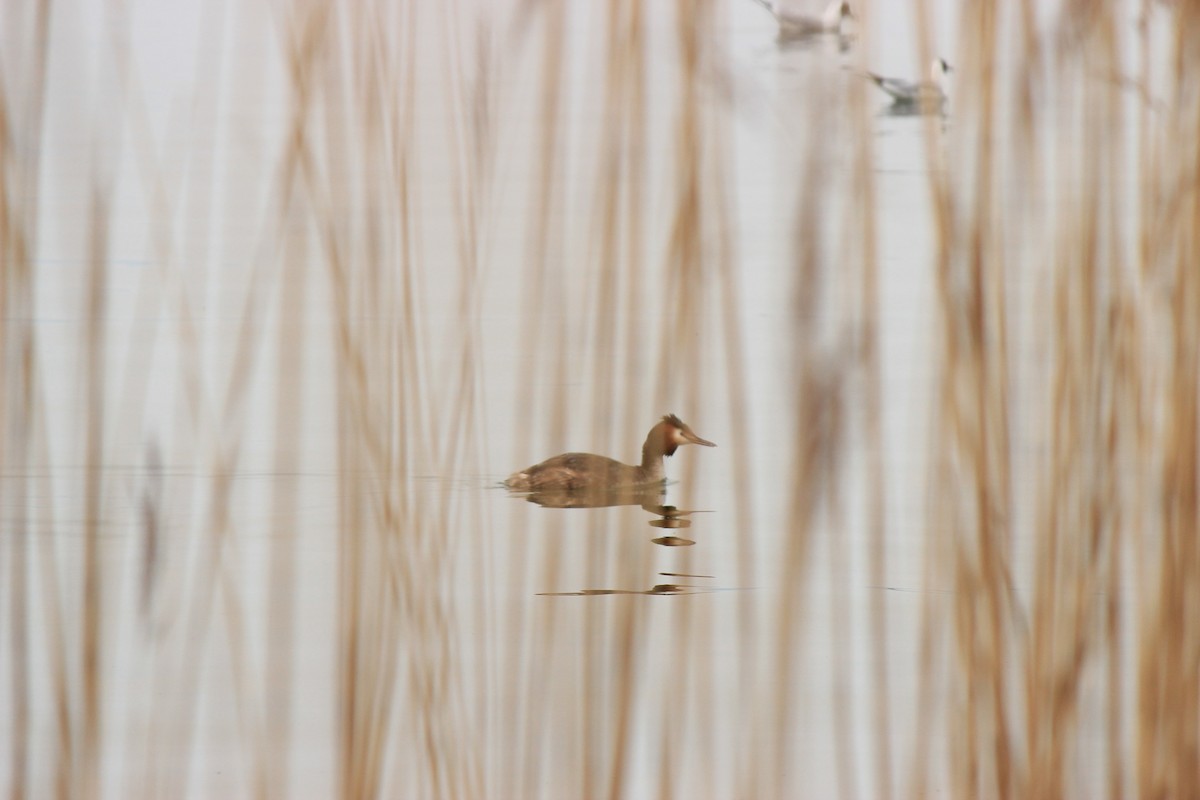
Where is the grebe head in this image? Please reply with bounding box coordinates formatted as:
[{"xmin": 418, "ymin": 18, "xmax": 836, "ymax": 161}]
[{"xmin": 658, "ymin": 414, "xmax": 717, "ymax": 456}]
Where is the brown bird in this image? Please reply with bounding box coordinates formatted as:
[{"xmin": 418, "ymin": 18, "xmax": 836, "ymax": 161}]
[{"xmin": 504, "ymin": 414, "xmax": 716, "ymax": 493}]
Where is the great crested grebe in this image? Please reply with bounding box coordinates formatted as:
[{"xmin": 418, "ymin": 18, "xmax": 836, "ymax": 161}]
[{"xmin": 504, "ymin": 414, "xmax": 716, "ymax": 493}]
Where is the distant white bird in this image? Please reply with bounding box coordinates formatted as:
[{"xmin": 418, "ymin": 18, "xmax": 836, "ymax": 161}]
[
  {"xmin": 867, "ymin": 58, "xmax": 952, "ymax": 110},
  {"xmin": 751, "ymin": 0, "xmax": 854, "ymax": 40}
]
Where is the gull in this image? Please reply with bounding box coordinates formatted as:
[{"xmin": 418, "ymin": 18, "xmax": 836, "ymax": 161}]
[
  {"xmin": 866, "ymin": 58, "xmax": 952, "ymax": 110},
  {"xmin": 751, "ymin": 0, "xmax": 854, "ymax": 40}
]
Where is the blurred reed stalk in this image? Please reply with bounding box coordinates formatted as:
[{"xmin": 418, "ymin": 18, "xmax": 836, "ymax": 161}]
[
  {"xmin": 1134, "ymin": 7, "xmax": 1200, "ymax": 798},
  {"xmin": 1, "ymin": 3, "xmax": 54, "ymax": 798},
  {"xmin": 5, "ymin": 0, "xmax": 1200, "ymax": 798},
  {"xmin": 918, "ymin": 1, "xmax": 1200, "ymax": 798}
]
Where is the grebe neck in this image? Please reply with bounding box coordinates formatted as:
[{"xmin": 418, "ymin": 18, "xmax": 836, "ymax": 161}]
[{"xmin": 638, "ymin": 425, "xmax": 673, "ymax": 483}]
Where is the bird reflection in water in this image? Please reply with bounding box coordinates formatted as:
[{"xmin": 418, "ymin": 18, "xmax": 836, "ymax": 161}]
[
  {"xmin": 647, "ymin": 504, "xmax": 703, "ymax": 546},
  {"xmin": 538, "ymin": 573, "xmax": 715, "ymax": 597},
  {"xmin": 505, "ymin": 475, "xmax": 718, "ymax": 594},
  {"xmin": 512, "ymin": 486, "xmax": 709, "ymax": 547},
  {"xmin": 518, "ymin": 485, "xmax": 666, "ymax": 510}
]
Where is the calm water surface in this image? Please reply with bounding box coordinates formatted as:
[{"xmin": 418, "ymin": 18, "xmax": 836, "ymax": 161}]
[{"xmin": 1, "ymin": 0, "xmax": 1164, "ymax": 797}]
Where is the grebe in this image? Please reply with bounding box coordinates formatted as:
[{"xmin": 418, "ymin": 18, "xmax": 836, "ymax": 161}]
[
  {"xmin": 751, "ymin": 0, "xmax": 854, "ymax": 39},
  {"xmin": 504, "ymin": 414, "xmax": 716, "ymax": 493},
  {"xmin": 867, "ymin": 58, "xmax": 952, "ymax": 109}
]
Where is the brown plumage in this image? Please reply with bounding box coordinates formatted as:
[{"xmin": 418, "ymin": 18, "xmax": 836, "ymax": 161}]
[{"xmin": 504, "ymin": 414, "xmax": 716, "ymax": 492}]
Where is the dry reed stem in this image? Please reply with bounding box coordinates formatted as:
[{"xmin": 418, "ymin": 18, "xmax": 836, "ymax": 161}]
[
  {"xmin": 1137, "ymin": 10, "xmax": 1200, "ymax": 797},
  {"xmin": 2, "ymin": 3, "xmax": 54, "ymax": 798},
  {"xmin": 843, "ymin": 2, "xmax": 895, "ymax": 796},
  {"xmin": 505, "ymin": 1, "xmax": 571, "ymax": 794},
  {"xmin": 911, "ymin": 1, "xmax": 1200, "ymax": 797},
  {"xmin": 9, "ymin": 0, "xmax": 1200, "ymax": 797},
  {"xmin": 604, "ymin": 3, "xmax": 654, "ymax": 793}
]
